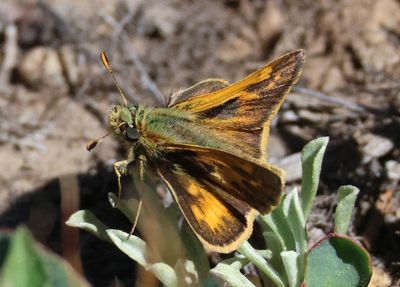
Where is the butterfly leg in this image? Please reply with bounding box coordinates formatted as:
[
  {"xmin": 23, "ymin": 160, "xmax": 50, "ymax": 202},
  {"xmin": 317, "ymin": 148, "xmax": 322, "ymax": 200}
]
[
  {"xmin": 114, "ymin": 156, "xmax": 146, "ymax": 234},
  {"xmin": 127, "ymin": 155, "xmax": 146, "ymax": 236},
  {"xmin": 128, "ymin": 198, "xmax": 143, "ymax": 238},
  {"xmin": 113, "ymin": 160, "xmax": 132, "ymax": 207}
]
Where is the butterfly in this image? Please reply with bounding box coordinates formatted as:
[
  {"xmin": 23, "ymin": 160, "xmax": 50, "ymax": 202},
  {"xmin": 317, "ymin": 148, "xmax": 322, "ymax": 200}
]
[{"xmin": 88, "ymin": 50, "xmax": 305, "ymax": 253}]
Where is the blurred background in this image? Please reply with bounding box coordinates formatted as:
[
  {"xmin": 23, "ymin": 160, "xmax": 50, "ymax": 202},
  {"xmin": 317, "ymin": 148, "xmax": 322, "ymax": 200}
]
[{"xmin": 0, "ymin": 0, "xmax": 399, "ymax": 286}]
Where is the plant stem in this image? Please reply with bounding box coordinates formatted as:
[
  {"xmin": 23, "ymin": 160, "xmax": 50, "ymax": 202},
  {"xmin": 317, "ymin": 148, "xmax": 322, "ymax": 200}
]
[{"xmin": 238, "ymin": 242, "xmax": 286, "ymax": 287}]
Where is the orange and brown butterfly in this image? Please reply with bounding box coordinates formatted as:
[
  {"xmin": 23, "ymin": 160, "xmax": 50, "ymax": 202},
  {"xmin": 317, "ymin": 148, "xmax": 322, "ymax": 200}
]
[{"xmin": 88, "ymin": 50, "xmax": 305, "ymax": 253}]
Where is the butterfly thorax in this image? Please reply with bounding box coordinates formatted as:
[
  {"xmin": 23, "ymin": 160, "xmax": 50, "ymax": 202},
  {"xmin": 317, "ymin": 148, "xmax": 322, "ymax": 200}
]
[
  {"xmin": 108, "ymin": 104, "xmax": 239, "ymax": 161},
  {"xmin": 134, "ymin": 105, "xmax": 230, "ymax": 155}
]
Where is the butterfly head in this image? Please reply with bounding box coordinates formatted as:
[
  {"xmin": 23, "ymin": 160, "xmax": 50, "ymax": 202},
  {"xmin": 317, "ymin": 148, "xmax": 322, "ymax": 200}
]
[
  {"xmin": 86, "ymin": 104, "xmax": 139, "ymax": 151},
  {"xmin": 109, "ymin": 105, "xmax": 139, "ymax": 142}
]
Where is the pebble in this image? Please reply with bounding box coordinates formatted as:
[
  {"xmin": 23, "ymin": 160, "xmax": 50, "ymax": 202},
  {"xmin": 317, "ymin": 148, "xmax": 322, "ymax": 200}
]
[
  {"xmin": 19, "ymin": 46, "xmax": 78, "ymax": 89},
  {"xmin": 359, "ymin": 133, "xmax": 394, "ymax": 160},
  {"xmin": 280, "ymin": 110, "xmax": 299, "ymax": 123},
  {"xmin": 385, "ymin": 160, "xmax": 400, "ymax": 180},
  {"xmin": 274, "ymin": 152, "xmax": 302, "ymax": 183}
]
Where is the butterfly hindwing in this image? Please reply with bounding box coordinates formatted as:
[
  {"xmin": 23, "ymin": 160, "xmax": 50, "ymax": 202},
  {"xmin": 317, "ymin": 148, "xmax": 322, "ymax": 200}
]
[
  {"xmin": 170, "ymin": 50, "xmax": 305, "ymax": 160},
  {"xmin": 156, "ymin": 144, "xmax": 284, "ymax": 253}
]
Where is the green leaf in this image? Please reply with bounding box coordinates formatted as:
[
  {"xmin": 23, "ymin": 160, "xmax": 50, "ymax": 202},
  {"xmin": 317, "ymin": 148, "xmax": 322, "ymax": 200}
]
[
  {"xmin": 281, "ymin": 189, "xmax": 307, "ymax": 283},
  {"xmin": 258, "ymin": 189, "xmax": 306, "ymax": 285},
  {"xmin": 259, "ymin": 195, "xmax": 296, "ymax": 251},
  {"xmin": 146, "ymin": 262, "xmax": 178, "ymax": 287},
  {"xmin": 0, "ymin": 227, "xmax": 88, "ymax": 287},
  {"xmin": 281, "ymin": 251, "xmax": 299, "ymax": 287},
  {"xmin": 217, "ymin": 254, "xmax": 250, "ymax": 268},
  {"xmin": 106, "ymin": 229, "xmax": 180, "ymax": 287},
  {"xmin": 66, "ymin": 209, "xmax": 111, "ymax": 243},
  {"xmin": 300, "ymin": 137, "xmax": 329, "ymax": 219},
  {"xmin": 106, "ymin": 229, "xmax": 147, "ymax": 267},
  {"xmin": 305, "ymin": 234, "xmax": 372, "ymax": 287},
  {"xmin": 0, "ymin": 233, "xmax": 11, "ymax": 268},
  {"xmin": 0, "ymin": 228, "xmax": 46, "ymax": 286},
  {"xmin": 39, "ymin": 246, "xmax": 88, "ymax": 287},
  {"xmin": 282, "ymin": 189, "xmax": 306, "ymax": 255},
  {"xmin": 263, "ymin": 232, "xmax": 286, "ymax": 281},
  {"xmin": 237, "ymin": 241, "xmax": 286, "ymax": 287},
  {"xmin": 263, "ymin": 232, "xmax": 283, "ymax": 256},
  {"xmin": 335, "ymin": 186, "xmax": 360, "ymax": 234},
  {"xmin": 67, "ymin": 208, "xmax": 182, "ymax": 287},
  {"xmin": 211, "ymin": 263, "xmax": 256, "ymax": 287}
]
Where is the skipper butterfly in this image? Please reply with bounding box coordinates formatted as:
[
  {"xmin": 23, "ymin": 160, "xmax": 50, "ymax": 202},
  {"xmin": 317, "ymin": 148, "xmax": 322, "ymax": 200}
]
[{"xmin": 88, "ymin": 50, "xmax": 305, "ymax": 253}]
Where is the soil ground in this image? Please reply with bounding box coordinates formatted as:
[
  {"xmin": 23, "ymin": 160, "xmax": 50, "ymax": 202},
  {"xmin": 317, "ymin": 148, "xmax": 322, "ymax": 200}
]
[{"xmin": 0, "ymin": 0, "xmax": 399, "ymax": 286}]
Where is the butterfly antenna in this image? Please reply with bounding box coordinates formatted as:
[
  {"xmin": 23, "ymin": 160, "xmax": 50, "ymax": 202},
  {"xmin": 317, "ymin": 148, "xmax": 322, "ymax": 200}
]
[
  {"xmin": 100, "ymin": 51, "xmax": 128, "ymax": 106},
  {"xmin": 86, "ymin": 130, "xmax": 113, "ymax": 151},
  {"xmin": 128, "ymin": 199, "xmax": 143, "ymax": 238},
  {"xmin": 86, "ymin": 122, "xmax": 126, "ymax": 151}
]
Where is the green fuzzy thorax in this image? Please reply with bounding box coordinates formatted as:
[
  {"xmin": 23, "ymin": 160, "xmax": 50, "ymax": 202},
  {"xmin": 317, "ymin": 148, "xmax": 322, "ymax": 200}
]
[{"xmin": 135, "ymin": 105, "xmax": 226, "ymax": 151}]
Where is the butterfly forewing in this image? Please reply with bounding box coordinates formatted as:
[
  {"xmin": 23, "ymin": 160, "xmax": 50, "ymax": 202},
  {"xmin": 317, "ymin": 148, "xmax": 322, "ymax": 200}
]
[{"xmin": 170, "ymin": 50, "xmax": 305, "ymax": 160}]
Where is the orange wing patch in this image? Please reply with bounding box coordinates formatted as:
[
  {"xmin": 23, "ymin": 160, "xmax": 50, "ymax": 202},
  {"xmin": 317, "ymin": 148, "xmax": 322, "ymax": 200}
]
[
  {"xmin": 186, "ymin": 181, "xmax": 236, "ymax": 233},
  {"xmin": 158, "ymin": 167, "xmax": 257, "ymax": 253}
]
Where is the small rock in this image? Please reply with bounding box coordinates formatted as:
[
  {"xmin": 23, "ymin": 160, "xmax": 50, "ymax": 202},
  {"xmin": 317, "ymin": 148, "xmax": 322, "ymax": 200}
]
[
  {"xmin": 369, "ymin": 266, "xmax": 393, "ymax": 287},
  {"xmin": 18, "ymin": 45, "xmax": 78, "ymax": 90},
  {"xmin": 385, "ymin": 160, "xmax": 400, "ymax": 180},
  {"xmin": 298, "ymin": 109, "xmax": 327, "ymax": 123},
  {"xmin": 321, "ymin": 66, "xmax": 345, "ymax": 92},
  {"xmin": 287, "ymin": 93, "xmax": 327, "ymax": 110},
  {"xmin": 267, "ymin": 133, "xmax": 288, "ymax": 159},
  {"xmin": 279, "ymin": 110, "xmax": 299, "ymax": 123},
  {"xmin": 358, "ymin": 133, "xmax": 394, "ymax": 160},
  {"xmin": 19, "ymin": 46, "xmax": 63, "ymax": 89},
  {"xmin": 284, "ymin": 125, "xmax": 314, "ymax": 142},
  {"xmin": 273, "ymin": 152, "xmax": 302, "ymax": 183}
]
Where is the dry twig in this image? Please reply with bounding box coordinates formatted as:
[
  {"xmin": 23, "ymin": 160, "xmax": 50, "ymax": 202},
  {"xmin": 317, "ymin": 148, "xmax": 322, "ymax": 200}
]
[
  {"xmin": 292, "ymin": 86, "xmax": 366, "ymax": 112},
  {"xmin": 100, "ymin": 10, "xmax": 165, "ymax": 105},
  {"xmin": 0, "ymin": 24, "xmax": 18, "ymax": 94},
  {"xmin": 292, "ymin": 86, "xmax": 393, "ymax": 116},
  {"xmin": 123, "ymin": 38, "xmax": 166, "ymax": 105}
]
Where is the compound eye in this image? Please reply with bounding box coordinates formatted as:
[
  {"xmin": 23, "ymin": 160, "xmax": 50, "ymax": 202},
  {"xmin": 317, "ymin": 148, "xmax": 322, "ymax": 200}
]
[{"xmin": 126, "ymin": 126, "xmax": 139, "ymax": 141}]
